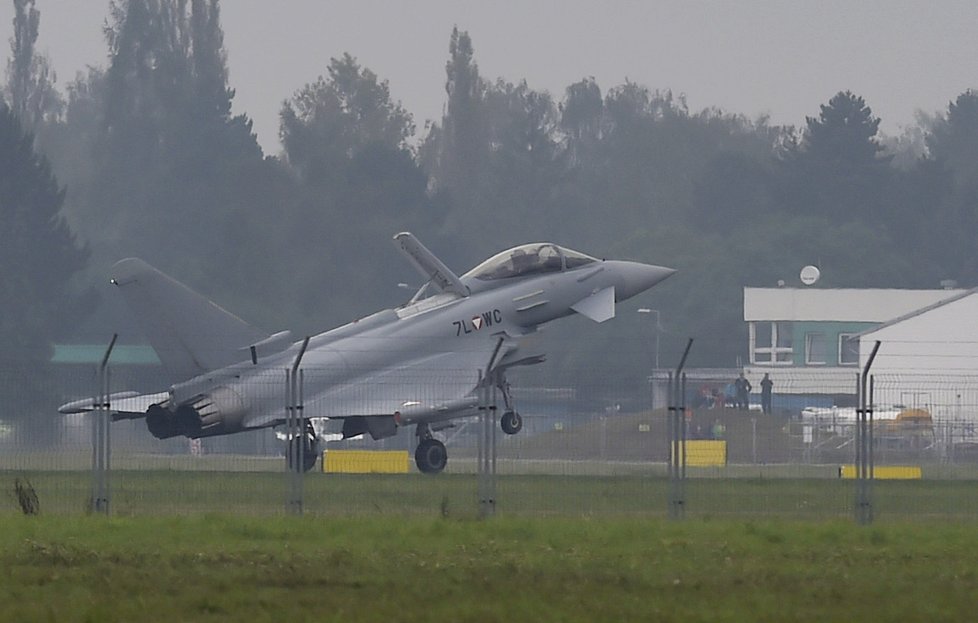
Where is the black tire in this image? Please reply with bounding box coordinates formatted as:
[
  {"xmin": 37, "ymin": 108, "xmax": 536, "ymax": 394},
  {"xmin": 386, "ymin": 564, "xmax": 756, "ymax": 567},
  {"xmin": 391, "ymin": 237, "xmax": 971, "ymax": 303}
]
[
  {"xmin": 501, "ymin": 410, "xmax": 523, "ymax": 435},
  {"xmin": 415, "ymin": 438, "xmax": 448, "ymax": 474},
  {"xmin": 287, "ymin": 434, "xmax": 320, "ymax": 473}
]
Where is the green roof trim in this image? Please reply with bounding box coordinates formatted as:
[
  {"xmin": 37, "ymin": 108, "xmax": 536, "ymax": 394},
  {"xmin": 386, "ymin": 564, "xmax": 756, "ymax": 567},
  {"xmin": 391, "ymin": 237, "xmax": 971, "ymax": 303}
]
[{"xmin": 52, "ymin": 344, "xmax": 161, "ymax": 365}]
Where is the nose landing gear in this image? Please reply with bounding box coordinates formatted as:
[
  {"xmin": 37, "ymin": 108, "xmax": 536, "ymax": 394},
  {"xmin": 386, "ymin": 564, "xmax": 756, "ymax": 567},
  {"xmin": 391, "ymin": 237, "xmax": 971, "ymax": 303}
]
[
  {"xmin": 496, "ymin": 372, "xmax": 522, "ymax": 435},
  {"xmin": 500, "ymin": 410, "xmax": 522, "ymax": 435}
]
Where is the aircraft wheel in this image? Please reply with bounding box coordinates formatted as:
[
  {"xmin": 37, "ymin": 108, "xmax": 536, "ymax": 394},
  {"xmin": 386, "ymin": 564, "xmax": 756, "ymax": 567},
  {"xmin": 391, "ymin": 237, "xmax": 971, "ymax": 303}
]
[
  {"xmin": 501, "ymin": 410, "xmax": 523, "ymax": 435},
  {"xmin": 415, "ymin": 438, "xmax": 448, "ymax": 474},
  {"xmin": 287, "ymin": 434, "xmax": 320, "ymax": 473}
]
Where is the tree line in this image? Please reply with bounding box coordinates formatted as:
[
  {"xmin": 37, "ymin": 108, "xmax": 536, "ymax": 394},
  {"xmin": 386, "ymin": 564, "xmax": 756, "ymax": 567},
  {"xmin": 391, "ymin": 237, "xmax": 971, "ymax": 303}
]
[{"xmin": 3, "ymin": 0, "xmax": 978, "ymax": 403}]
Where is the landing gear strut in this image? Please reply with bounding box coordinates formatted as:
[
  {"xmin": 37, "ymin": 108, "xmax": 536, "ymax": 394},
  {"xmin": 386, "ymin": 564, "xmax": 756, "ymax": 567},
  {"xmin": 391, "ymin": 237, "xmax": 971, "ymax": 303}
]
[{"xmin": 414, "ymin": 424, "xmax": 448, "ymax": 474}]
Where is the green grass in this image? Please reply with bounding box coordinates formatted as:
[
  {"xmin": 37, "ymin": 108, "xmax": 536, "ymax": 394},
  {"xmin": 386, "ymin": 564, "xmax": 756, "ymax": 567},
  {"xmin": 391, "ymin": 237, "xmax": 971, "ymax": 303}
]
[
  {"xmin": 1, "ymin": 515, "xmax": 977, "ymax": 622},
  {"xmin": 5, "ymin": 470, "xmax": 978, "ymax": 520}
]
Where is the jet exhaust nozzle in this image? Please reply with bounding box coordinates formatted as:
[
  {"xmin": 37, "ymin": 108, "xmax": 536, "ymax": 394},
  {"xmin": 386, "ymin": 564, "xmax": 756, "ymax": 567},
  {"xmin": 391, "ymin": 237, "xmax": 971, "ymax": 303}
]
[{"xmin": 145, "ymin": 386, "xmax": 248, "ymax": 439}]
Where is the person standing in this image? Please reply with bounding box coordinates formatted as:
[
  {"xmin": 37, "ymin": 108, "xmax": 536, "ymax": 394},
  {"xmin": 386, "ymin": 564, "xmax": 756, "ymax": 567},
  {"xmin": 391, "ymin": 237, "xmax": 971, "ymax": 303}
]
[
  {"xmin": 735, "ymin": 373, "xmax": 752, "ymax": 411},
  {"xmin": 760, "ymin": 373, "xmax": 773, "ymax": 415}
]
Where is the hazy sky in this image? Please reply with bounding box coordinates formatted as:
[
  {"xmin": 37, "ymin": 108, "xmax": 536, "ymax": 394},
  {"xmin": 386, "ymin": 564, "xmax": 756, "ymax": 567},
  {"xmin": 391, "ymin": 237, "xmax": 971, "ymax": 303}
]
[{"xmin": 2, "ymin": 1, "xmax": 976, "ymax": 154}]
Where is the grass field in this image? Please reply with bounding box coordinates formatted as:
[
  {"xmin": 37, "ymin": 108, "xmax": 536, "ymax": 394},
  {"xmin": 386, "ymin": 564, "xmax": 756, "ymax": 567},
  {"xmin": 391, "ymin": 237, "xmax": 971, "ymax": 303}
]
[
  {"xmin": 4, "ymin": 467, "xmax": 978, "ymax": 621},
  {"xmin": 1, "ymin": 515, "xmax": 977, "ymax": 622},
  {"xmin": 5, "ymin": 468, "xmax": 978, "ymax": 520}
]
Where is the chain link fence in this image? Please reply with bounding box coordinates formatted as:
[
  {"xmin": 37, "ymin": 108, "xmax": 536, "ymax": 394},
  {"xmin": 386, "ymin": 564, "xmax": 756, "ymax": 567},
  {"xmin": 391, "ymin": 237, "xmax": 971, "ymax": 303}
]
[{"xmin": 3, "ymin": 359, "xmax": 978, "ymax": 521}]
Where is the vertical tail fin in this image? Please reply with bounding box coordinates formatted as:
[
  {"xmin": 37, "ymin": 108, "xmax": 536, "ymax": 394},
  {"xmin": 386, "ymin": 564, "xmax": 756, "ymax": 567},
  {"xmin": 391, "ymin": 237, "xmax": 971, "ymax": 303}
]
[{"xmin": 110, "ymin": 259, "xmax": 268, "ymax": 380}]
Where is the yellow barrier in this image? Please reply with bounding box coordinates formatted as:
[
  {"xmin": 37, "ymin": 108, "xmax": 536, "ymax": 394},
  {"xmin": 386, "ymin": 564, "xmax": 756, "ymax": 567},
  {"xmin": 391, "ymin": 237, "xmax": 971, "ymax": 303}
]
[
  {"xmin": 671, "ymin": 440, "xmax": 727, "ymax": 467},
  {"xmin": 838, "ymin": 465, "xmax": 922, "ymax": 479},
  {"xmin": 323, "ymin": 450, "xmax": 409, "ymax": 474}
]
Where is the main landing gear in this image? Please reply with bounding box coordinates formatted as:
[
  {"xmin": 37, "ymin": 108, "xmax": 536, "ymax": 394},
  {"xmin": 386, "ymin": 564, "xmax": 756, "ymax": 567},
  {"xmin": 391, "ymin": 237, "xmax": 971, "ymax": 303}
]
[
  {"xmin": 286, "ymin": 421, "xmax": 320, "ymax": 473},
  {"xmin": 412, "ymin": 373, "xmax": 525, "ymax": 474},
  {"xmin": 415, "ymin": 424, "xmax": 448, "ymax": 474}
]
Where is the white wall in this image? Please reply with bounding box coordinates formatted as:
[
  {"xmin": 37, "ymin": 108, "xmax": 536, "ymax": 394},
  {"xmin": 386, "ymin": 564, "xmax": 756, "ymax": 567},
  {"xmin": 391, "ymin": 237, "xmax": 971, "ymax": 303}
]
[{"xmin": 860, "ymin": 293, "xmax": 978, "ymax": 421}]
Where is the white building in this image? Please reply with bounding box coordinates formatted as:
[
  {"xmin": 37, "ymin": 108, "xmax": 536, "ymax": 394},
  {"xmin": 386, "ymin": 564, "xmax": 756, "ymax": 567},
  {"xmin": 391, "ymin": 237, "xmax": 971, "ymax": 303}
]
[
  {"xmin": 858, "ymin": 288, "xmax": 978, "ymax": 423},
  {"xmin": 743, "ymin": 286, "xmax": 966, "ymax": 403}
]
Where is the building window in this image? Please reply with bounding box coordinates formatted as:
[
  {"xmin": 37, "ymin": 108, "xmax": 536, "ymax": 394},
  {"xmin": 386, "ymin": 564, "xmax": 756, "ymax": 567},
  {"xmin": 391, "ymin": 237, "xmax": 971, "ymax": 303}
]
[
  {"xmin": 750, "ymin": 322, "xmax": 793, "ymax": 365},
  {"xmin": 775, "ymin": 322, "xmax": 793, "ymax": 362},
  {"xmin": 839, "ymin": 334, "xmax": 859, "ymax": 366},
  {"xmin": 805, "ymin": 333, "xmax": 827, "ymax": 365}
]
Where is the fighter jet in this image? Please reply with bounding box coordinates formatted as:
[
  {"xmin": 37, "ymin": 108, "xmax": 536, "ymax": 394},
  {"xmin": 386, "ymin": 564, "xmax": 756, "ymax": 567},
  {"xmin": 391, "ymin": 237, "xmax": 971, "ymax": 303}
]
[{"xmin": 59, "ymin": 233, "xmax": 674, "ymax": 473}]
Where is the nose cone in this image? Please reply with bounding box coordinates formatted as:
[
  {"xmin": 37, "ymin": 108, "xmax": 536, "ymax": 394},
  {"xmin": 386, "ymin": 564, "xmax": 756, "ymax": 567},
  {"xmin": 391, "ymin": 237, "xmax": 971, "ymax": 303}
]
[{"xmin": 615, "ymin": 261, "xmax": 676, "ymax": 301}]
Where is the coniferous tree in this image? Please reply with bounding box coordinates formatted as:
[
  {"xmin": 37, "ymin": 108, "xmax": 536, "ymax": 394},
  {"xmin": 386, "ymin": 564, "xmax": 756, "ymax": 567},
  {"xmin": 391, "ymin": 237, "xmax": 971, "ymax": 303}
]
[
  {"xmin": 421, "ymin": 27, "xmax": 488, "ymax": 216},
  {"xmin": 803, "ymin": 91, "xmax": 886, "ymax": 168},
  {"xmin": 3, "ymin": 0, "xmax": 63, "ymax": 132},
  {"xmin": 421, "ymin": 29, "xmax": 571, "ymax": 251},
  {"xmin": 926, "ymin": 90, "xmax": 978, "ymax": 185},
  {"xmin": 783, "ymin": 91, "xmax": 893, "ymax": 224},
  {"xmin": 0, "ymin": 102, "xmax": 88, "ymax": 423},
  {"xmin": 79, "ymin": 1, "xmax": 265, "ymax": 261},
  {"xmin": 916, "ymin": 90, "xmax": 978, "ymax": 282}
]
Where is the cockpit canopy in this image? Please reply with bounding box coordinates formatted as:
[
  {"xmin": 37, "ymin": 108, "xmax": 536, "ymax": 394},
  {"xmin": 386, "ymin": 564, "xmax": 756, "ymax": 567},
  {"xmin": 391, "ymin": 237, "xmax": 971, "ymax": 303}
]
[{"xmin": 463, "ymin": 243, "xmax": 598, "ymax": 281}]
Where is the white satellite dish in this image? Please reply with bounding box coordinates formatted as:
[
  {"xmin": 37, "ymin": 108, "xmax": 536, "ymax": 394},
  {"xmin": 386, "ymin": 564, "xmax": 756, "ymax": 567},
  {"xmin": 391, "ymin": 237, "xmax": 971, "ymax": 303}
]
[{"xmin": 800, "ymin": 265, "xmax": 821, "ymax": 286}]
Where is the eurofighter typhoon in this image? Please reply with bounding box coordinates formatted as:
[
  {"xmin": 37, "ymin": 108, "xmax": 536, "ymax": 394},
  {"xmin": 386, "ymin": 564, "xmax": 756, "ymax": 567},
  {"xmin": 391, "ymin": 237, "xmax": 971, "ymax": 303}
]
[{"xmin": 60, "ymin": 233, "xmax": 675, "ymax": 473}]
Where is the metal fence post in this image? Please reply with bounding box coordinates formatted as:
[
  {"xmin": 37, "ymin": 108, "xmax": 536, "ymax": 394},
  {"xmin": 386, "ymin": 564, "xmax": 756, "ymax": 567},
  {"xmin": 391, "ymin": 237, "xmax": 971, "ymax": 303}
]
[
  {"xmin": 868, "ymin": 373, "xmax": 875, "ymax": 523},
  {"xmin": 286, "ymin": 337, "xmax": 310, "ymax": 516},
  {"xmin": 668, "ymin": 339, "xmax": 693, "ymax": 520},
  {"xmin": 477, "ymin": 370, "xmax": 485, "ymax": 509},
  {"xmin": 91, "ymin": 334, "xmax": 116, "ymax": 515},
  {"xmin": 667, "ymin": 369, "xmax": 674, "ymax": 482},
  {"xmin": 855, "ymin": 372, "xmax": 864, "ymax": 523},
  {"xmin": 478, "ymin": 370, "xmax": 496, "ymax": 518},
  {"xmin": 285, "ymin": 368, "xmax": 295, "ymax": 512},
  {"xmin": 491, "ymin": 379, "xmax": 498, "ymax": 511},
  {"xmin": 855, "ymin": 341, "xmax": 880, "ymax": 525},
  {"xmin": 680, "ymin": 372, "xmax": 688, "ymax": 482}
]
